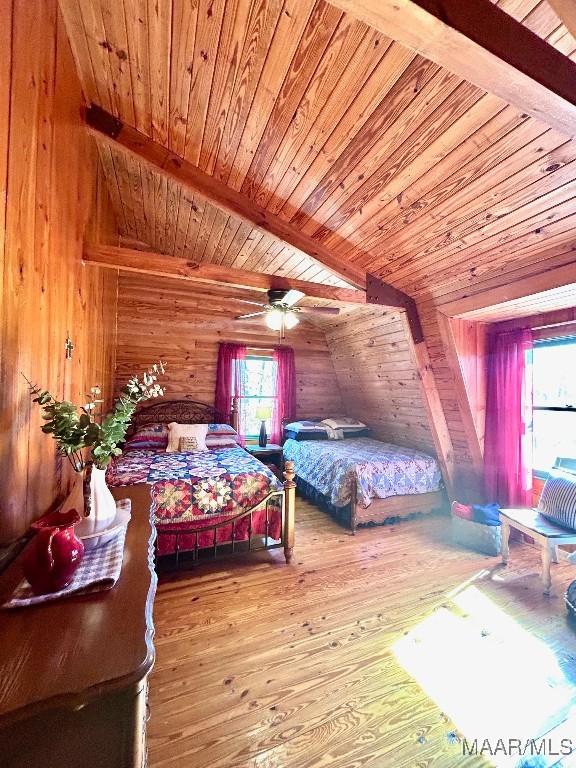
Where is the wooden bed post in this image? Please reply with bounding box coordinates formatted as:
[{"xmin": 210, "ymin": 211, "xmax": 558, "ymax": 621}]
[
  {"xmin": 230, "ymin": 397, "xmax": 239, "ymax": 433},
  {"xmin": 283, "ymin": 460, "xmax": 296, "ymax": 564},
  {"xmin": 351, "ymin": 481, "xmax": 358, "ymax": 535}
]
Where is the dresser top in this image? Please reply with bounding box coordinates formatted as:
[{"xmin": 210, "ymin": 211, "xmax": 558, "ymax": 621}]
[{"xmin": 0, "ymin": 500, "xmax": 156, "ymax": 725}]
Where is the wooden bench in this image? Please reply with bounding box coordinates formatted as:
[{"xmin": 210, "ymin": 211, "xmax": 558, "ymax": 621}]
[{"xmin": 500, "ymin": 507, "xmax": 576, "ymax": 595}]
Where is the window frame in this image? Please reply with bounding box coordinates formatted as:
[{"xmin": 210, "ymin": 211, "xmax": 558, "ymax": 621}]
[
  {"xmin": 531, "ymin": 335, "xmax": 576, "ymax": 479},
  {"xmin": 240, "ymin": 353, "xmax": 277, "ymax": 441}
]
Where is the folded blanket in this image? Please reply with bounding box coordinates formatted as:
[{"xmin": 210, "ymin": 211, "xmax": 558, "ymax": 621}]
[{"xmin": 324, "ymin": 425, "xmax": 344, "ymax": 440}]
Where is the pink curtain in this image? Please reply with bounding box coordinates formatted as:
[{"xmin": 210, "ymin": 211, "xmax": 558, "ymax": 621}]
[
  {"xmin": 214, "ymin": 343, "xmax": 247, "ymax": 442},
  {"xmin": 484, "ymin": 329, "xmax": 533, "ymax": 506},
  {"xmin": 271, "ymin": 346, "xmax": 296, "ymax": 444}
]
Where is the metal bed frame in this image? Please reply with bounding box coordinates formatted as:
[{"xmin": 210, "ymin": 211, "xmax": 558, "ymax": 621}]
[{"xmin": 114, "ymin": 398, "xmax": 296, "ymax": 568}]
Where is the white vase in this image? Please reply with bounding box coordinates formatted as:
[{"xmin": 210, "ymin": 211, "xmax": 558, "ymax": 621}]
[{"xmin": 76, "ymin": 464, "xmax": 118, "ymax": 536}]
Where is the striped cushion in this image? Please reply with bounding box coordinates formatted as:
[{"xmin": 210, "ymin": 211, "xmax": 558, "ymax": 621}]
[
  {"xmin": 205, "ymin": 423, "xmax": 238, "ymax": 448},
  {"xmin": 205, "ymin": 436, "xmax": 238, "ymax": 448},
  {"xmin": 124, "ymin": 423, "xmax": 168, "ymax": 451},
  {"xmin": 538, "ymin": 469, "xmax": 576, "ymax": 530}
]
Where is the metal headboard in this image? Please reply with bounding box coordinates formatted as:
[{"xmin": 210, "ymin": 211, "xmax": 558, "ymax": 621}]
[{"xmin": 127, "ymin": 398, "xmax": 238, "ymax": 437}]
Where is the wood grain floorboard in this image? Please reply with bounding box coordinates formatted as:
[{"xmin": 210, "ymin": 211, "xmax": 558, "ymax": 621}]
[{"xmin": 149, "ymin": 499, "xmax": 576, "ymax": 768}]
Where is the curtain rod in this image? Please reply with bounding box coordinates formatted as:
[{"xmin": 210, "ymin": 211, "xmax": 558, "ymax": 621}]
[{"xmin": 245, "ymin": 345, "xmax": 292, "ymax": 350}]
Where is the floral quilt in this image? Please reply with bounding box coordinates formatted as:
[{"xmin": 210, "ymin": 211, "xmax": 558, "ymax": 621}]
[
  {"xmin": 107, "ymin": 446, "xmax": 282, "ymax": 525},
  {"xmin": 282, "ymin": 437, "xmax": 442, "ymax": 509}
]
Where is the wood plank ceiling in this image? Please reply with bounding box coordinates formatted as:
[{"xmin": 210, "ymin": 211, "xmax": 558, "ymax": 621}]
[
  {"xmin": 456, "ymin": 280, "xmax": 576, "ymax": 322},
  {"xmin": 95, "ymin": 140, "xmax": 350, "ymax": 287},
  {"xmin": 59, "ymin": 0, "xmax": 576, "ymax": 301}
]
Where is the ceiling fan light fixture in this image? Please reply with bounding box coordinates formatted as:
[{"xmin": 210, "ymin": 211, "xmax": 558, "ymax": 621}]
[
  {"xmin": 284, "ymin": 312, "xmax": 299, "ymax": 329},
  {"xmin": 265, "ymin": 310, "xmax": 284, "ymax": 331}
]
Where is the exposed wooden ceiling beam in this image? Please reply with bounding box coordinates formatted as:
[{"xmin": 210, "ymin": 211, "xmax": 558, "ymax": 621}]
[
  {"xmin": 366, "ymin": 274, "xmax": 423, "ymax": 342},
  {"xmin": 328, "ymin": 0, "xmax": 576, "ymax": 138},
  {"xmin": 85, "ymin": 105, "xmax": 367, "ymax": 289},
  {"xmin": 548, "ymin": 0, "xmax": 576, "ymax": 42},
  {"xmin": 83, "ymin": 245, "xmax": 369, "ymax": 305}
]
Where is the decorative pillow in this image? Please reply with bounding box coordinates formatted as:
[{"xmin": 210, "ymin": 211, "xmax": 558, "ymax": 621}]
[
  {"xmin": 205, "ymin": 436, "xmax": 238, "ymax": 449},
  {"xmin": 284, "ymin": 427, "xmax": 371, "ymax": 441},
  {"xmin": 166, "ymin": 423, "xmax": 208, "ymax": 453},
  {"xmin": 284, "ymin": 420, "xmax": 325, "ymax": 433},
  {"xmin": 538, "ymin": 469, "xmax": 576, "ymax": 530},
  {"xmin": 207, "ymin": 423, "xmax": 237, "ymax": 435},
  {"xmin": 284, "ymin": 418, "xmax": 371, "ymax": 441},
  {"xmin": 178, "ymin": 436, "xmax": 204, "ymax": 453},
  {"xmin": 285, "ymin": 429, "xmax": 327, "ymax": 441},
  {"xmin": 205, "ymin": 423, "xmax": 238, "ymax": 449},
  {"xmin": 124, "ymin": 423, "xmax": 169, "ymax": 451}
]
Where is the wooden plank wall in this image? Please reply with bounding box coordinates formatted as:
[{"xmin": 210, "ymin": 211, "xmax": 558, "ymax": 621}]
[
  {"xmin": 323, "ymin": 307, "xmax": 436, "ymax": 454},
  {"xmin": 114, "ymin": 273, "xmax": 344, "ymax": 418},
  {"xmin": 442, "ymin": 316, "xmax": 488, "ymax": 455},
  {"xmin": 0, "ymin": 0, "xmax": 119, "ymax": 544}
]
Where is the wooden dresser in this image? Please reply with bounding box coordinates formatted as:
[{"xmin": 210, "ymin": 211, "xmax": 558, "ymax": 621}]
[{"xmin": 0, "ymin": 501, "xmax": 156, "ymax": 768}]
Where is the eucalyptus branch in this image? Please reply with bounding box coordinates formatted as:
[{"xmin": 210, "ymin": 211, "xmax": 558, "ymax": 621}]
[{"xmin": 24, "ymin": 361, "xmax": 167, "ymax": 472}]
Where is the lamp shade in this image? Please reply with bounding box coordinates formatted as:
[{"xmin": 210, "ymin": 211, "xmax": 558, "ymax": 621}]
[
  {"xmin": 284, "ymin": 312, "xmax": 299, "ymax": 329},
  {"xmin": 265, "ymin": 310, "xmax": 283, "ymax": 331},
  {"xmin": 255, "ymin": 404, "xmax": 272, "ymax": 421}
]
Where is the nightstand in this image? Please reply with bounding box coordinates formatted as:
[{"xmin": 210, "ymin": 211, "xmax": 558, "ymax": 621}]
[{"xmin": 245, "ymin": 444, "xmax": 283, "ymax": 477}]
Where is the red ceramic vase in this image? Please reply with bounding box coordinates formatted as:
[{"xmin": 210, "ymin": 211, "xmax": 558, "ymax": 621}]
[{"xmin": 24, "ymin": 509, "xmax": 85, "ymax": 594}]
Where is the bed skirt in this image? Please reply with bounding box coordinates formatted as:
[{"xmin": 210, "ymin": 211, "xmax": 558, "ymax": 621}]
[
  {"xmin": 296, "ymin": 476, "xmax": 447, "ymax": 530},
  {"xmin": 296, "ymin": 476, "xmax": 354, "ymax": 527}
]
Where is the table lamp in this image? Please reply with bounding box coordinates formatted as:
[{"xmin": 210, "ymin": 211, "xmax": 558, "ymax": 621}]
[{"xmin": 255, "ymin": 405, "xmax": 272, "ymax": 447}]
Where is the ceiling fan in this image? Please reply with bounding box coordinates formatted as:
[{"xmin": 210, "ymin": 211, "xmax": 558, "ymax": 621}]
[{"xmin": 236, "ymin": 289, "xmax": 340, "ymax": 338}]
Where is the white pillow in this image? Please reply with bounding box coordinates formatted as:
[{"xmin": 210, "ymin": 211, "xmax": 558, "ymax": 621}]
[
  {"xmin": 285, "ymin": 421, "xmax": 325, "ymax": 433},
  {"xmin": 321, "ymin": 418, "xmax": 366, "ymax": 430},
  {"xmin": 166, "ymin": 423, "xmax": 208, "ymax": 453}
]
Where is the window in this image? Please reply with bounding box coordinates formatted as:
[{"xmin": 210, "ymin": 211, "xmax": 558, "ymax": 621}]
[
  {"xmin": 239, "ymin": 355, "xmax": 277, "ymax": 439},
  {"xmin": 532, "ymin": 337, "xmax": 576, "ymax": 474}
]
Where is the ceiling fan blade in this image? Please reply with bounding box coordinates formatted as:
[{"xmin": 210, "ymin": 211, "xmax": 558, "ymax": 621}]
[
  {"xmin": 297, "ymin": 306, "xmax": 341, "ymax": 315},
  {"xmin": 236, "ymin": 311, "xmax": 267, "ymax": 319},
  {"xmin": 282, "ymin": 289, "xmax": 306, "ymax": 307},
  {"xmin": 235, "ymin": 298, "xmax": 268, "ymax": 308}
]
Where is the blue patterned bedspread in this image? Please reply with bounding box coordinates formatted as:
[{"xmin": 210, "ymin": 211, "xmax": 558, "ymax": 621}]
[{"xmin": 282, "ymin": 438, "xmax": 442, "ymax": 509}]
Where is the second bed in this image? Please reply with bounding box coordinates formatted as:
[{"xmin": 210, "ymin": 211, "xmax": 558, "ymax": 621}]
[{"xmin": 283, "ymin": 435, "xmax": 445, "ymax": 530}]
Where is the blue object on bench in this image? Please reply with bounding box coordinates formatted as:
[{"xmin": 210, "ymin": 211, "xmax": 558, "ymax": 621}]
[{"xmin": 472, "ymin": 502, "xmax": 501, "ymax": 527}]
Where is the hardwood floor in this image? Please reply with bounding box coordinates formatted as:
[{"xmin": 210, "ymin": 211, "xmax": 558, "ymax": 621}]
[{"xmin": 149, "ymin": 499, "xmax": 576, "ymax": 768}]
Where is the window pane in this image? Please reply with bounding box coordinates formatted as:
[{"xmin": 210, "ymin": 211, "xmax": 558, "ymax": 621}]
[
  {"xmin": 243, "ymin": 357, "xmax": 277, "ymax": 397},
  {"xmin": 238, "ymin": 356, "xmax": 277, "ymax": 437},
  {"xmin": 533, "ymin": 410, "xmax": 576, "ymax": 473},
  {"xmin": 242, "ymin": 397, "xmax": 275, "ymax": 438},
  {"xmin": 533, "ymin": 342, "xmax": 576, "ymax": 407}
]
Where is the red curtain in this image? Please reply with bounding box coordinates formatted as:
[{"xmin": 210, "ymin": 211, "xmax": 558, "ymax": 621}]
[
  {"xmin": 215, "ymin": 343, "xmax": 247, "ymax": 442},
  {"xmin": 484, "ymin": 329, "xmax": 533, "ymax": 506},
  {"xmin": 271, "ymin": 346, "xmax": 296, "ymax": 444}
]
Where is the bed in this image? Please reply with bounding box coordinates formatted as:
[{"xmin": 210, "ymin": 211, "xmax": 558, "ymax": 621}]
[
  {"xmin": 107, "ymin": 399, "xmax": 296, "ymax": 568},
  {"xmin": 282, "ymin": 427, "xmax": 446, "ymax": 531}
]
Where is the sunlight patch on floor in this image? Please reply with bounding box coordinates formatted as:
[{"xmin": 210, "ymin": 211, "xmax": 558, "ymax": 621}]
[{"xmin": 393, "ymin": 584, "xmax": 576, "ymax": 767}]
